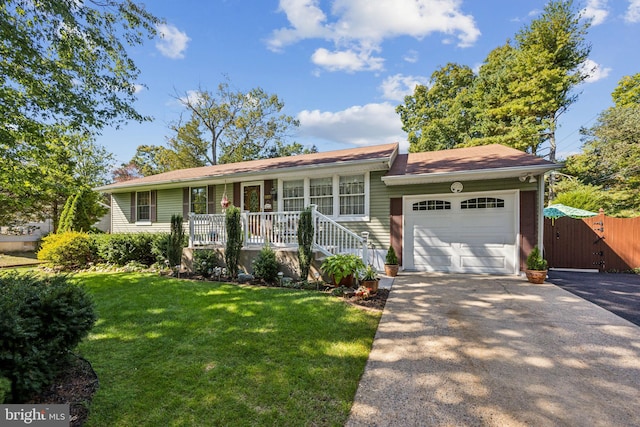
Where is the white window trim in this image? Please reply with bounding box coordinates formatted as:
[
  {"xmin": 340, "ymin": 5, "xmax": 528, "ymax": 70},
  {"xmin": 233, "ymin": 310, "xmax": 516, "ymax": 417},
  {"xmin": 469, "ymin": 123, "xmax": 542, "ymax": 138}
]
[
  {"xmin": 276, "ymin": 172, "xmax": 369, "ymax": 221},
  {"xmin": 135, "ymin": 190, "xmax": 151, "ymax": 223}
]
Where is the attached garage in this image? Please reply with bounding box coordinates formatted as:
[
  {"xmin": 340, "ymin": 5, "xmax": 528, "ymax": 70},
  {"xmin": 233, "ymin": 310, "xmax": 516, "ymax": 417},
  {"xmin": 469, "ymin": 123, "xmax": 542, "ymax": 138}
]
[{"xmin": 403, "ymin": 191, "xmax": 519, "ymax": 274}]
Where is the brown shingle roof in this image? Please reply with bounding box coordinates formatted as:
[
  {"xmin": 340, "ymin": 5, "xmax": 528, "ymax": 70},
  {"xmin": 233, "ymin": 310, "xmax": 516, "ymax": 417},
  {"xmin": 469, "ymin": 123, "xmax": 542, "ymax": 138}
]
[
  {"xmin": 387, "ymin": 144, "xmax": 555, "ymax": 176},
  {"xmin": 97, "ymin": 143, "xmax": 398, "ymax": 191}
]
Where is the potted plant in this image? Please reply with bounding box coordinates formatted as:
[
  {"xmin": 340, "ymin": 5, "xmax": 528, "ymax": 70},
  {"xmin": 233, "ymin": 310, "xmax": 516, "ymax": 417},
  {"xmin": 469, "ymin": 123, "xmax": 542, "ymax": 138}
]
[
  {"xmin": 525, "ymin": 245, "xmax": 548, "ymax": 284},
  {"xmin": 359, "ymin": 264, "xmax": 379, "ymax": 293},
  {"xmin": 384, "ymin": 246, "xmax": 399, "ymax": 277},
  {"xmin": 321, "ymin": 253, "xmax": 365, "ymax": 287}
]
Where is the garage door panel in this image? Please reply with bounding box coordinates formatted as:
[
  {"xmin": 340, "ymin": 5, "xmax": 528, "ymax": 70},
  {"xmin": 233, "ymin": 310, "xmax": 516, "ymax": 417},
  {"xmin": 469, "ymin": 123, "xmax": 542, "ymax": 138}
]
[
  {"xmin": 405, "ymin": 192, "xmax": 517, "ymax": 274},
  {"xmin": 460, "ymin": 256, "xmax": 506, "ymax": 269}
]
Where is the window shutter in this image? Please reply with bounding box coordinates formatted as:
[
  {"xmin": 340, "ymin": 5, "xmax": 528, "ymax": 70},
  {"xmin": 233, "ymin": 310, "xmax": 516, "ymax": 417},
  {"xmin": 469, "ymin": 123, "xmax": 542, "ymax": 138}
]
[
  {"xmin": 233, "ymin": 182, "xmax": 240, "ymax": 208},
  {"xmin": 150, "ymin": 190, "xmax": 157, "ymax": 222},
  {"xmin": 130, "ymin": 192, "xmax": 136, "ymax": 223},
  {"xmin": 183, "ymin": 187, "xmax": 190, "ymax": 218},
  {"xmin": 207, "ymin": 185, "xmax": 216, "ymax": 214}
]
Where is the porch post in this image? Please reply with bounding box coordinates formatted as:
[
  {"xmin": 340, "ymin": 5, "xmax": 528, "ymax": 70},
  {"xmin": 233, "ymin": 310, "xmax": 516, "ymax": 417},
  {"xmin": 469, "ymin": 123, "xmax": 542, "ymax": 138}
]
[
  {"xmin": 242, "ymin": 211, "xmax": 249, "ymax": 246},
  {"xmin": 361, "ymin": 231, "xmax": 369, "ymax": 265},
  {"xmin": 188, "ymin": 213, "xmax": 194, "ymax": 248},
  {"xmin": 537, "ymin": 173, "xmax": 545, "ymax": 252}
]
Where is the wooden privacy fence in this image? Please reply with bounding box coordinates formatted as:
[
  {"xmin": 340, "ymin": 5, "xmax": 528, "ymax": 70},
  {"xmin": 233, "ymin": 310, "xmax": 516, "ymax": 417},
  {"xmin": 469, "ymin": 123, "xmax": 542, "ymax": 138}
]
[{"xmin": 544, "ymin": 211, "xmax": 640, "ymax": 272}]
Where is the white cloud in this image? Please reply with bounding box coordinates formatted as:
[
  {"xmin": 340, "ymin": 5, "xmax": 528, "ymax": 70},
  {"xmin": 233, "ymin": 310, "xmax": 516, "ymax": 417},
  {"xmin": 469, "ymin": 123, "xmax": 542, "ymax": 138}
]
[
  {"xmin": 156, "ymin": 23, "xmax": 190, "ymax": 59},
  {"xmin": 626, "ymin": 0, "xmax": 640, "ymax": 22},
  {"xmin": 297, "ymin": 102, "xmax": 408, "ymax": 150},
  {"xmin": 380, "ymin": 74, "xmax": 429, "ymax": 102},
  {"xmin": 311, "ymin": 47, "xmax": 384, "ymax": 72},
  {"xmin": 402, "ymin": 50, "xmax": 419, "ymax": 63},
  {"xmin": 582, "ymin": 0, "xmax": 609, "ymax": 26},
  {"xmin": 133, "ymin": 84, "xmax": 145, "ymax": 94},
  {"xmin": 268, "ymin": 0, "xmax": 480, "ymax": 72},
  {"xmin": 179, "ymin": 90, "xmax": 204, "ymax": 106},
  {"xmin": 580, "ymin": 59, "xmax": 612, "ymax": 83}
]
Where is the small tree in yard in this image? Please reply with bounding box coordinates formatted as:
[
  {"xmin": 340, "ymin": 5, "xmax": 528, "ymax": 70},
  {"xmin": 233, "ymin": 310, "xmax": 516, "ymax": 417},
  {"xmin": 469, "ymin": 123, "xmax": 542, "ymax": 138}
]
[
  {"xmin": 297, "ymin": 206, "xmax": 314, "ymax": 281},
  {"xmin": 225, "ymin": 206, "xmax": 243, "ymax": 279},
  {"xmin": 167, "ymin": 215, "xmax": 185, "ymax": 268}
]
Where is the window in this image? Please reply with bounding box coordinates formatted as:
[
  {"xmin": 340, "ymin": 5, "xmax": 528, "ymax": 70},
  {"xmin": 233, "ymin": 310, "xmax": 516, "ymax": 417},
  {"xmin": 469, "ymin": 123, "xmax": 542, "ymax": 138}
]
[
  {"xmin": 461, "ymin": 197, "xmax": 505, "ymax": 209},
  {"xmin": 310, "ymin": 177, "xmax": 333, "ymax": 215},
  {"xmin": 191, "ymin": 187, "xmax": 207, "ymax": 214},
  {"xmin": 136, "ymin": 191, "xmax": 151, "ymax": 221},
  {"xmin": 412, "ymin": 200, "xmax": 451, "ymax": 211},
  {"xmin": 282, "ymin": 180, "xmax": 304, "ymax": 212},
  {"xmin": 339, "ymin": 175, "xmax": 365, "ymax": 215}
]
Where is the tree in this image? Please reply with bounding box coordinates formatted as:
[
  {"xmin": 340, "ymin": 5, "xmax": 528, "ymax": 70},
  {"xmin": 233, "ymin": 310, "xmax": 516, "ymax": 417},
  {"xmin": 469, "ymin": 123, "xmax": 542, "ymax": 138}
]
[
  {"xmin": 1, "ymin": 0, "xmax": 158, "ymax": 151},
  {"xmin": 612, "ymin": 73, "xmax": 640, "ymax": 107},
  {"xmin": 58, "ymin": 187, "xmax": 108, "ymax": 233},
  {"xmin": 397, "ymin": 63, "xmax": 476, "ymax": 152},
  {"xmin": 1, "ymin": 0, "xmax": 157, "ymax": 225},
  {"xmin": 397, "ymin": 0, "xmax": 590, "ymax": 161},
  {"xmin": 174, "ymin": 79, "xmax": 300, "ymax": 165}
]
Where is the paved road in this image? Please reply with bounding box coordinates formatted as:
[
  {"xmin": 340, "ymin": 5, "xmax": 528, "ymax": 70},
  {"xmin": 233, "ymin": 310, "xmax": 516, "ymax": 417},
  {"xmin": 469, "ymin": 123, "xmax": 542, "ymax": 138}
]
[
  {"xmin": 547, "ymin": 270, "xmax": 640, "ymax": 326},
  {"xmin": 347, "ymin": 273, "xmax": 640, "ymax": 427}
]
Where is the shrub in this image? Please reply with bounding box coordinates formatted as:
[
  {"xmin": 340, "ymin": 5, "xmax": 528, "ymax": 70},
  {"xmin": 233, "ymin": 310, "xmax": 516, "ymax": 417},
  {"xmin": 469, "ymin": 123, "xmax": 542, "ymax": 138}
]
[
  {"xmin": 167, "ymin": 214, "xmax": 185, "ymax": 268},
  {"xmin": 252, "ymin": 245, "xmax": 279, "ymax": 284},
  {"xmin": 225, "ymin": 206, "xmax": 243, "ymax": 279},
  {"xmin": 385, "ymin": 246, "xmax": 398, "ymax": 265},
  {"xmin": 94, "ymin": 233, "xmax": 160, "ymax": 266},
  {"xmin": 297, "ymin": 206, "xmax": 314, "ymax": 281},
  {"xmin": 194, "ymin": 250, "xmax": 223, "ymax": 277},
  {"xmin": 37, "ymin": 231, "xmax": 95, "ymax": 269},
  {"xmin": 526, "ymin": 246, "xmax": 548, "ymax": 271},
  {"xmin": 321, "ymin": 253, "xmax": 365, "ymax": 286},
  {"xmin": 0, "ymin": 272, "xmax": 96, "ymax": 402},
  {"xmin": 0, "ymin": 376, "xmax": 10, "ymax": 403}
]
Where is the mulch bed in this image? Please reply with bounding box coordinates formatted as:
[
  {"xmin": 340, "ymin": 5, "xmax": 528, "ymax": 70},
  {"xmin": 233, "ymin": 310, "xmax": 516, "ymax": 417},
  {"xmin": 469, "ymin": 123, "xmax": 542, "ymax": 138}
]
[
  {"xmin": 27, "ymin": 354, "xmax": 99, "ymax": 427},
  {"xmin": 25, "ymin": 276, "xmax": 389, "ymax": 426}
]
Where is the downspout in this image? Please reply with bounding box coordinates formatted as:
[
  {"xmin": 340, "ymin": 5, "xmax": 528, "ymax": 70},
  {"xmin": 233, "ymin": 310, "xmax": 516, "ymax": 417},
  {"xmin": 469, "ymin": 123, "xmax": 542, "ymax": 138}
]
[{"xmin": 537, "ymin": 173, "xmax": 545, "ymax": 252}]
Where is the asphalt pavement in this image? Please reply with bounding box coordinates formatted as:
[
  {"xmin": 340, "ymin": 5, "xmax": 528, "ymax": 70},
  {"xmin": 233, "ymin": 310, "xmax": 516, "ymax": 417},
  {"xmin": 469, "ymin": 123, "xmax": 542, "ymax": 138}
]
[{"xmin": 546, "ymin": 270, "xmax": 640, "ymax": 326}]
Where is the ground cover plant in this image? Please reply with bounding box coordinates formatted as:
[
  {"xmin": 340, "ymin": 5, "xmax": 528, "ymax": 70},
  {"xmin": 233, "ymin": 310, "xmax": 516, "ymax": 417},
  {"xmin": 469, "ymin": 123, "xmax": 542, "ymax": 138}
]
[{"xmin": 75, "ymin": 272, "xmax": 381, "ymax": 426}]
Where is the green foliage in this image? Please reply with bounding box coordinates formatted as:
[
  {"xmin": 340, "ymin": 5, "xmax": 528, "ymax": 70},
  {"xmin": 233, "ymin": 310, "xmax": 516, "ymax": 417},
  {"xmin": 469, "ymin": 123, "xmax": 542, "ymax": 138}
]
[
  {"xmin": 385, "ymin": 246, "xmax": 398, "ymax": 265},
  {"xmin": 398, "ymin": 0, "xmax": 590, "ymax": 157},
  {"xmin": 0, "ymin": 272, "xmax": 96, "ymax": 402},
  {"xmin": 194, "ymin": 250, "xmax": 223, "ymax": 277},
  {"xmin": 37, "ymin": 232, "xmax": 95, "ymax": 269},
  {"xmin": 167, "ymin": 215, "xmax": 186, "ymax": 268},
  {"xmin": 130, "ymin": 78, "xmax": 303, "ymax": 173},
  {"xmin": 359, "ymin": 265, "xmax": 379, "ymax": 281},
  {"xmin": 397, "ymin": 63, "xmax": 477, "ymax": 152},
  {"xmin": 225, "ymin": 206, "xmax": 243, "ymax": 279},
  {"xmin": 612, "ymin": 73, "xmax": 640, "ymax": 107},
  {"xmin": 0, "ymin": 376, "xmax": 11, "ymax": 403},
  {"xmin": 58, "ymin": 187, "xmax": 107, "ymax": 233},
  {"xmin": 321, "ymin": 254, "xmax": 365, "ymax": 285},
  {"xmin": 297, "ymin": 207, "xmax": 314, "ymax": 281},
  {"xmin": 526, "ymin": 246, "xmax": 548, "ymax": 271},
  {"xmin": 252, "ymin": 245, "xmax": 279, "ymax": 284},
  {"xmin": 93, "ymin": 233, "xmax": 161, "ymax": 266}
]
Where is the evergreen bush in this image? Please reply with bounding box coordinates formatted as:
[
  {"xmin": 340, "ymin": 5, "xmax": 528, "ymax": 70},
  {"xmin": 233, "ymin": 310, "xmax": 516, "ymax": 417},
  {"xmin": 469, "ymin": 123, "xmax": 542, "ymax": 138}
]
[
  {"xmin": 252, "ymin": 245, "xmax": 279, "ymax": 284},
  {"xmin": 93, "ymin": 233, "xmax": 160, "ymax": 266},
  {"xmin": 0, "ymin": 272, "xmax": 96, "ymax": 402},
  {"xmin": 225, "ymin": 206, "xmax": 243, "ymax": 279},
  {"xmin": 167, "ymin": 215, "xmax": 185, "ymax": 268},
  {"xmin": 37, "ymin": 231, "xmax": 95, "ymax": 269},
  {"xmin": 297, "ymin": 206, "xmax": 314, "ymax": 281}
]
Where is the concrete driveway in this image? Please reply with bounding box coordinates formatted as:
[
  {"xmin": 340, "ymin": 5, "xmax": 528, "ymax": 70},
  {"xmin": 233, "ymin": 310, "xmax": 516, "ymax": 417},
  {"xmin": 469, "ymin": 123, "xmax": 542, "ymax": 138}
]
[{"xmin": 347, "ymin": 273, "xmax": 640, "ymax": 427}]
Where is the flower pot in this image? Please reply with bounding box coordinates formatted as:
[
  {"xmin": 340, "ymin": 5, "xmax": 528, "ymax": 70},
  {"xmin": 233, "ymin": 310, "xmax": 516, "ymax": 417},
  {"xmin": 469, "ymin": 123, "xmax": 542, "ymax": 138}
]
[
  {"xmin": 384, "ymin": 264, "xmax": 398, "ymax": 277},
  {"xmin": 525, "ymin": 270, "xmax": 547, "ymax": 284},
  {"xmin": 336, "ymin": 274, "xmax": 355, "ymax": 288},
  {"xmin": 361, "ymin": 279, "xmax": 379, "ymax": 293}
]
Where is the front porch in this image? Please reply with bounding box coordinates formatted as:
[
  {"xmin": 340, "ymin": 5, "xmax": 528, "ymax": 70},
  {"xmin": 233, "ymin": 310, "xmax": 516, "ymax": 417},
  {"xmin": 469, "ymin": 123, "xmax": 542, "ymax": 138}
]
[{"xmin": 188, "ymin": 205, "xmax": 370, "ymax": 265}]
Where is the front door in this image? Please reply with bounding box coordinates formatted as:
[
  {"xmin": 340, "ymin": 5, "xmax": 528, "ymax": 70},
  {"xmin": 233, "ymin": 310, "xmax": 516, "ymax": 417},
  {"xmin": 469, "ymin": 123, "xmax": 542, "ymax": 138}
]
[{"xmin": 243, "ymin": 185, "xmax": 261, "ymax": 212}]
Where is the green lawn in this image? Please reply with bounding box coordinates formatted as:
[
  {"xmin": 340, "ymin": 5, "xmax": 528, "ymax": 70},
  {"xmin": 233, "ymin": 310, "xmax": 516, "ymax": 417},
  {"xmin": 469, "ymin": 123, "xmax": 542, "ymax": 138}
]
[
  {"xmin": 75, "ymin": 273, "xmax": 381, "ymax": 426},
  {"xmin": 0, "ymin": 251, "xmax": 40, "ymax": 268}
]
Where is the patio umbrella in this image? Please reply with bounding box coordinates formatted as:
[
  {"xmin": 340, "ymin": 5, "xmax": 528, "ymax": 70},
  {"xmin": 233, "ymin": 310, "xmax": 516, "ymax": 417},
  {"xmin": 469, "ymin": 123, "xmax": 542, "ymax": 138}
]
[{"xmin": 543, "ymin": 203, "xmax": 598, "ymax": 219}]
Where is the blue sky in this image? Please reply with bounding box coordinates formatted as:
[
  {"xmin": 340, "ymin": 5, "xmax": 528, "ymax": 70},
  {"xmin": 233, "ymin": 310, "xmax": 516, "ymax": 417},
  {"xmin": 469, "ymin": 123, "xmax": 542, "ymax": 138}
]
[{"xmin": 96, "ymin": 0, "xmax": 640, "ymax": 166}]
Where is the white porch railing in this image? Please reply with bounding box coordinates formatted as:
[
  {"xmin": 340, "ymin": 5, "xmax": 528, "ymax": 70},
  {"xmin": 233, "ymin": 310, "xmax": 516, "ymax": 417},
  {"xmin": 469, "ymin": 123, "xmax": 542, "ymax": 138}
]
[{"xmin": 188, "ymin": 205, "xmax": 368, "ymax": 264}]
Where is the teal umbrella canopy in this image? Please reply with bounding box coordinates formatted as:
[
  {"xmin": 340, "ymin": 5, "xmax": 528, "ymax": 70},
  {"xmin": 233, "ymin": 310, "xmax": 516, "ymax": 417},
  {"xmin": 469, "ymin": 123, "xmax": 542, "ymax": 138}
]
[{"xmin": 543, "ymin": 204, "xmax": 598, "ymax": 219}]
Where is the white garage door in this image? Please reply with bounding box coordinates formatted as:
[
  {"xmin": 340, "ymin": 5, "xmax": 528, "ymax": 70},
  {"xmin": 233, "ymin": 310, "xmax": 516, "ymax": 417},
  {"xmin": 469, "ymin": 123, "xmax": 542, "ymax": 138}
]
[{"xmin": 404, "ymin": 192, "xmax": 518, "ymax": 274}]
